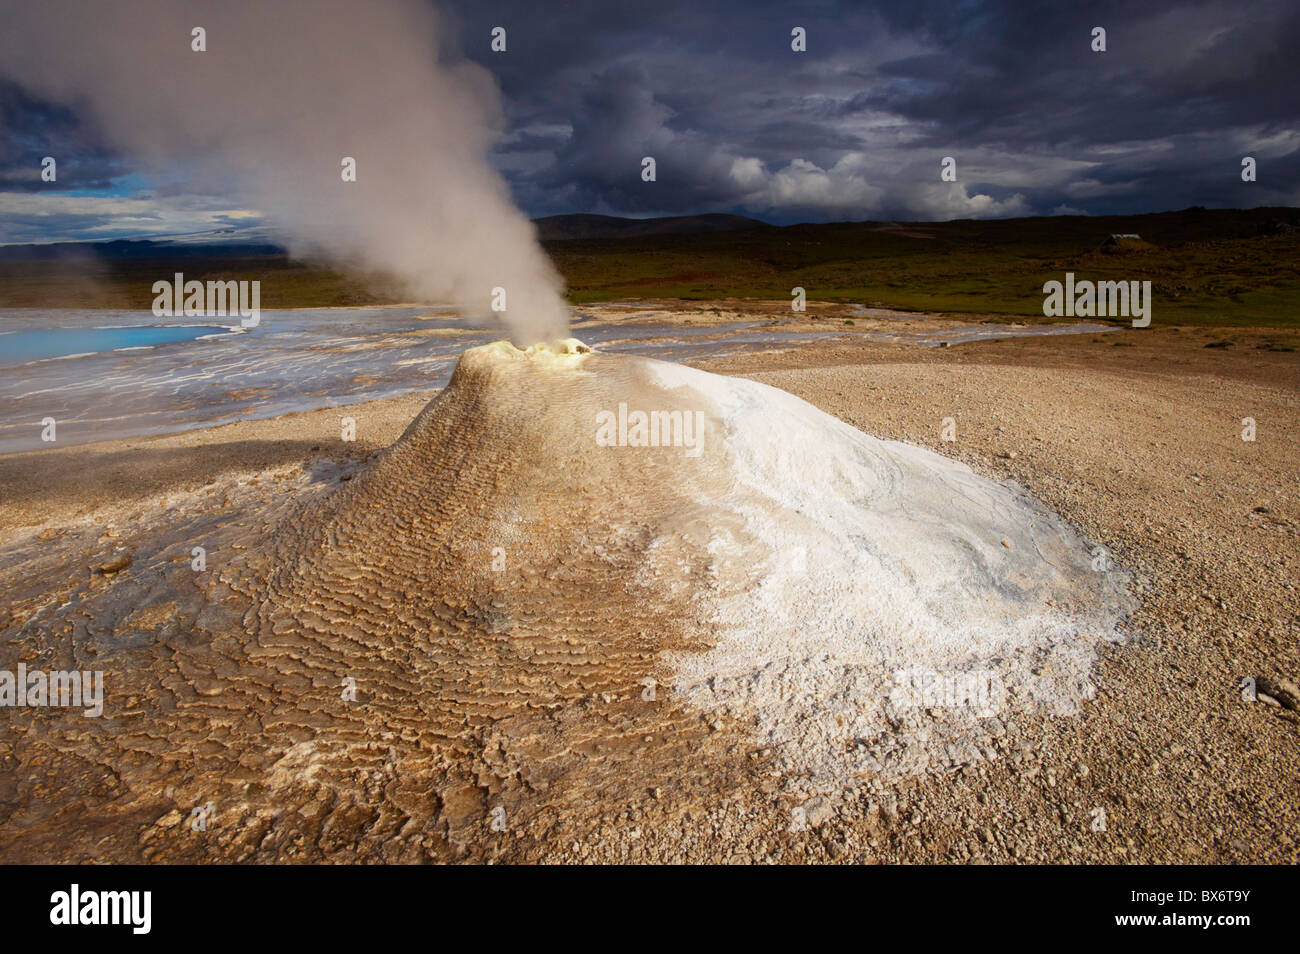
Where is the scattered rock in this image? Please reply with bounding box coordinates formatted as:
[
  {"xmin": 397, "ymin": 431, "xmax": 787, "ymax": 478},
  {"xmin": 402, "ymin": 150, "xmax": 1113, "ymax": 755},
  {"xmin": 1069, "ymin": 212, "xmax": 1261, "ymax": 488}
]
[
  {"xmin": 802, "ymin": 797, "xmax": 835, "ymax": 827},
  {"xmin": 96, "ymin": 553, "xmax": 131, "ymax": 574},
  {"xmin": 1256, "ymin": 676, "xmax": 1300, "ymax": 711}
]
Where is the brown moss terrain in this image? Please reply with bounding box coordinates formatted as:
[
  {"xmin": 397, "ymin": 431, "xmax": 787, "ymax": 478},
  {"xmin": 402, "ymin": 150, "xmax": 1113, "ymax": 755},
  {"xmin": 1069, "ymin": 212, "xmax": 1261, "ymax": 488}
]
[{"xmin": 3, "ymin": 207, "xmax": 1297, "ymax": 325}]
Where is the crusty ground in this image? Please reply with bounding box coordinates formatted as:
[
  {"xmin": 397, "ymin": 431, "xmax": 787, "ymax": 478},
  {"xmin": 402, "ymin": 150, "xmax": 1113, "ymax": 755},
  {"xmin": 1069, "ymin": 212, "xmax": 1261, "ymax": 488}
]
[{"xmin": 0, "ymin": 318, "xmax": 1295, "ymax": 863}]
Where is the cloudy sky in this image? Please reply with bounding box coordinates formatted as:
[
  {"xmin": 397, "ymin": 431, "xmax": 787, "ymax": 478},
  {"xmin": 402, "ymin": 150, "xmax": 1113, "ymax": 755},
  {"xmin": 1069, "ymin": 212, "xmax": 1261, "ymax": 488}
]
[{"xmin": 1, "ymin": 0, "xmax": 1297, "ymax": 243}]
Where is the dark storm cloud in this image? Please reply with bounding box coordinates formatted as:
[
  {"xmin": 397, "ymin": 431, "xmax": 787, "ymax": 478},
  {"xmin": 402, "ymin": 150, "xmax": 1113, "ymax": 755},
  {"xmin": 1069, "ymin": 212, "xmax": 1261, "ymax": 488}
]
[
  {"xmin": 864, "ymin": 0, "xmax": 1300, "ymax": 146},
  {"xmin": 0, "ymin": 81, "xmax": 128, "ymax": 191},
  {"xmin": 451, "ymin": 0, "xmax": 1299, "ymax": 221},
  {"xmin": 1, "ymin": 0, "xmax": 1295, "ymax": 242}
]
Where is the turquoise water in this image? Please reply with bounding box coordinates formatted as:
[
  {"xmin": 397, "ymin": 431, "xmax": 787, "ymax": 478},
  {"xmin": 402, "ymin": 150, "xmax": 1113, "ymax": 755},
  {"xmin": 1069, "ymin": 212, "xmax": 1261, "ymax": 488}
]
[
  {"xmin": 0, "ymin": 324, "xmax": 236, "ymax": 362},
  {"xmin": 0, "ymin": 306, "xmax": 1117, "ymax": 453}
]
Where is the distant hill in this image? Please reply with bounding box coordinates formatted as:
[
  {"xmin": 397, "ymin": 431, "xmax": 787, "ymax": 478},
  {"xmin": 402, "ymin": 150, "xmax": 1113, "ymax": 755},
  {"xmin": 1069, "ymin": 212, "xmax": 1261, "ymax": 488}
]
[
  {"xmin": 1, "ymin": 206, "xmax": 1296, "ymax": 325},
  {"xmin": 0, "ymin": 214, "xmax": 771, "ymax": 258},
  {"xmin": 533, "ymin": 213, "xmax": 770, "ymax": 241},
  {"xmin": 0, "ymin": 239, "xmax": 285, "ymax": 262},
  {"xmin": 544, "ymin": 206, "xmax": 1300, "ymax": 326}
]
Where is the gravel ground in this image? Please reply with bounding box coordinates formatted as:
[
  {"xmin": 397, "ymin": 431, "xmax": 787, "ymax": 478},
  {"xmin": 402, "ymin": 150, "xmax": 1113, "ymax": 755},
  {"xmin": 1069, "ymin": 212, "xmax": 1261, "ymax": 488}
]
[{"xmin": 1, "ymin": 319, "xmax": 1295, "ymax": 863}]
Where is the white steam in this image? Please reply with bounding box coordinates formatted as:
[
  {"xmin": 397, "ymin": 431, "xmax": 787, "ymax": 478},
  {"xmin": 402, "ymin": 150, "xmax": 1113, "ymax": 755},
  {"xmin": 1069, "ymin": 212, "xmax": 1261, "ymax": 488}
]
[{"xmin": 0, "ymin": 0, "xmax": 569, "ymax": 343}]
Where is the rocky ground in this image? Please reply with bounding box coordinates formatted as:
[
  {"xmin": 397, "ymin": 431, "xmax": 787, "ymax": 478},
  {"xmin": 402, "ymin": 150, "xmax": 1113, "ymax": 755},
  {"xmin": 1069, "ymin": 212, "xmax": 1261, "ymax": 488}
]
[{"xmin": 0, "ymin": 314, "xmax": 1295, "ymax": 863}]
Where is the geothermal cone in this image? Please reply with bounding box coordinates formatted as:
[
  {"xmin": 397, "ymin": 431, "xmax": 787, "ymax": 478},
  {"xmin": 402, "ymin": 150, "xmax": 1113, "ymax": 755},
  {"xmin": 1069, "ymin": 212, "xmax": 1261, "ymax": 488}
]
[{"xmin": 253, "ymin": 339, "xmax": 1131, "ymax": 794}]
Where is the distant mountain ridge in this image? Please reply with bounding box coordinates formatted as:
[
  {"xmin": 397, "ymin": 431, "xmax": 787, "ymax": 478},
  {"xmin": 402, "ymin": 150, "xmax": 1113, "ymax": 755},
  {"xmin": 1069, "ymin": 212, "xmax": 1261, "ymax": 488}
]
[
  {"xmin": 1, "ymin": 206, "xmax": 1295, "ymax": 322},
  {"xmin": 0, "ymin": 239, "xmax": 284, "ymax": 262},
  {"xmin": 2, "ymin": 206, "xmax": 1294, "ymax": 263},
  {"xmin": 532, "ymin": 213, "xmax": 770, "ymax": 241},
  {"xmin": 0, "ymin": 213, "xmax": 772, "ymax": 259}
]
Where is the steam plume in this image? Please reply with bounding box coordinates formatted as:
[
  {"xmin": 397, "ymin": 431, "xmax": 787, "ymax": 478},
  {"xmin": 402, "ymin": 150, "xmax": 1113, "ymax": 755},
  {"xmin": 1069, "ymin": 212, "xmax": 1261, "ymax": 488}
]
[{"xmin": 0, "ymin": 0, "xmax": 569, "ymax": 343}]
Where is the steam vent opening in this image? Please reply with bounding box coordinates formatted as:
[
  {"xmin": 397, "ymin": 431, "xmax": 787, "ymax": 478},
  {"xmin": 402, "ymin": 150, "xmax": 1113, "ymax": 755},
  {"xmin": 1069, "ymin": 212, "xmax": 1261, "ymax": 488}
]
[{"xmin": 246, "ymin": 338, "xmax": 1132, "ymax": 813}]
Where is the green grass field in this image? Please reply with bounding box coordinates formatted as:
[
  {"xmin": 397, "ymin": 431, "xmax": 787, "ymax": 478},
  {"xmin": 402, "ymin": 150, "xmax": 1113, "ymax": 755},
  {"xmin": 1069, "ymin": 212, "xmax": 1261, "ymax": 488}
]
[{"xmin": 3, "ymin": 206, "xmax": 1297, "ymax": 326}]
